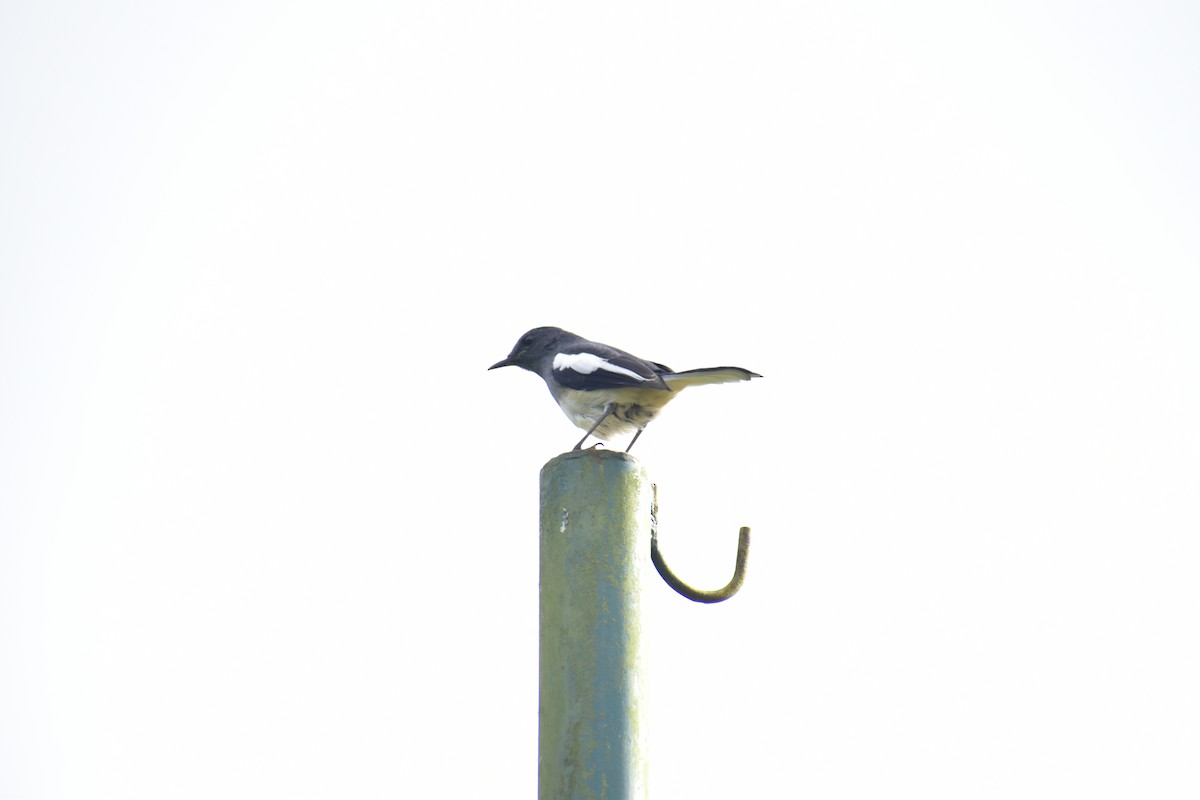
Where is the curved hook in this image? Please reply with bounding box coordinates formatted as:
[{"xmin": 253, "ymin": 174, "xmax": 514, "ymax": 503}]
[
  {"xmin": 652, "ymin": 526, "xmax": 750, "ymax": 603},
  {"xmin": 650, "ymin": 484, "xmax": 750, "ymax": 603}
]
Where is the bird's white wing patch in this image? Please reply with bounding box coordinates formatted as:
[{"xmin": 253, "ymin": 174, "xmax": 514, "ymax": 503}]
[{"xmin": 553, "ymin": 352, "xmax": 646, "ymax": 381}]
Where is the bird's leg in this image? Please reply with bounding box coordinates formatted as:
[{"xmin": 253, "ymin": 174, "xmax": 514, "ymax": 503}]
[
  {"xmin": 625, "ymin": 427, "xmax": 646, "ymax": 453},
  {"xmin": 573, "ymin": 404, "xmax": 615, "ymax": 451}
]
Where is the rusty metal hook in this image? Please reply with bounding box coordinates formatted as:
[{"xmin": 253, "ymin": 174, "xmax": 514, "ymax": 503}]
[{"xmin": 650, "ymin": 484, "xmax": 750, "ymax": 603}]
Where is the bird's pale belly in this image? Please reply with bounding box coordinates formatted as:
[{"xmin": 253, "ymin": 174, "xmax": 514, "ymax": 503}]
[{"xmin": 554, "ymin": 387, "xmax": 675, "ymax": 440}]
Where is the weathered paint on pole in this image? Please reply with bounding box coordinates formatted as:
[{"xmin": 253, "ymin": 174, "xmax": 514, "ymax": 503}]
[{"xmin": 539, "ymin": 449, "xmax": 650, "ymax": 800}]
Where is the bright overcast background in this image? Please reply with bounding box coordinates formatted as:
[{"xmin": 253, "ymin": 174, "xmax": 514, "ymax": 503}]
[{"xmin": 3, "ymin": 2, "xmax": 1198, "ymax": 798}]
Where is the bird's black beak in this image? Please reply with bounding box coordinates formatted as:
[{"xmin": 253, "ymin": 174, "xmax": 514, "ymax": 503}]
[{"xmin": 488, "ymin": 358, "xmax": 515, "ymax": 370}]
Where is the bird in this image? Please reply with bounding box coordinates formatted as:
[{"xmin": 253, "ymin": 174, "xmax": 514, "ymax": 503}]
[{"xmin": 489, "ymin": 326, "xmax": 760, "ymax": 452}]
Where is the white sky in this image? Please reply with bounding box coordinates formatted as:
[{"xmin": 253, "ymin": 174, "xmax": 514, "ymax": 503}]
[{"xmin": 2, "ymin": 1, "xmax": 1198, "ymax": 797}]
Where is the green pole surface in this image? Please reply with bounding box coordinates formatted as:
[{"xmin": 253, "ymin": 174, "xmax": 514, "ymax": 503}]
[{"xmin": 539, "ymin": 449, "xmax": 650, "ymax": 800}]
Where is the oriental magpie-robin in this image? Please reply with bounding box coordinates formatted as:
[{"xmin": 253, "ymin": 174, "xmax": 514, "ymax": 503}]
[{"xmin": 489, "ymin": 327, "xmax": 760, "ymax": 451}]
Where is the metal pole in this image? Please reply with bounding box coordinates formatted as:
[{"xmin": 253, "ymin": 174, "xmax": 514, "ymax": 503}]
[{"xmin": 539, "ymin": 449, "xmax": 650, "ymax": 800}]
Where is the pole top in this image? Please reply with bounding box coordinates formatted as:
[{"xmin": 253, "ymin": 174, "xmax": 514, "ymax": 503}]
[{"xmin": 542, "ymin": 447, "xmax": 639, "ymax": 472}]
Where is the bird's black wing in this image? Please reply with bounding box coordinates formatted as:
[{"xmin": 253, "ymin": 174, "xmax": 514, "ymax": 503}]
[{"xmin": 550, "ymin": 339, "xmax": 672, "ymax": 391}]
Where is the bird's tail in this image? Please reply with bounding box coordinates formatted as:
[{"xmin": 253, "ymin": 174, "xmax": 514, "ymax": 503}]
[{"xmin": 661, "ymin": 367, "xmax": 761, "ymax": 389}]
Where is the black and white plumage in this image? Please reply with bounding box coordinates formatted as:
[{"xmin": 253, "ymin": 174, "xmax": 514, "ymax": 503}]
[{"xmin": 489, "ymin": 326, "xmax": 761, "ymax": 451}]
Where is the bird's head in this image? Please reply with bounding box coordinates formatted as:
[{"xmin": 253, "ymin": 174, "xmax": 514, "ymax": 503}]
[{"xmin": 488, "ymin": 327, "xmax": 568, "ymax": 372}]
